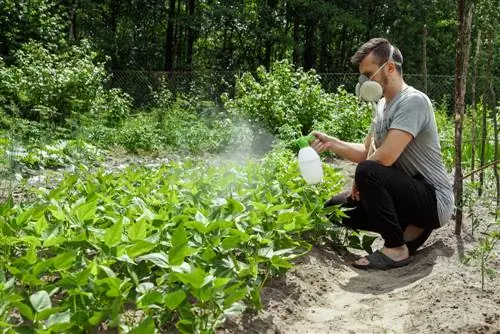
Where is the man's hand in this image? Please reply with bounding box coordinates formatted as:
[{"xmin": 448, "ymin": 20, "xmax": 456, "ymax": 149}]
[
  {"xmin": 350, "ymin": 182, "xmax": 360, "ymax": 201},
  {"xmin": 310, "ymin": 131, "xmax": 335, "ymax": 153}
]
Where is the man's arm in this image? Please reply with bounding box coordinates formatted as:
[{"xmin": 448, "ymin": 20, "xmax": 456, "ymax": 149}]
[
  {"xmin": 368, "ymin": 129, "xmax": 413, "ymax": 166},
  {"xmin": 312, "ymin": 131, "xmax": 372, "ymax": 163}
]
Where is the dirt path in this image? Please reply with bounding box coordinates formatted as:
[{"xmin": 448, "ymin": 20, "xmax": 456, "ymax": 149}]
[{"xmin": 221, "ymin": 160, "xmax": 500, "ymax": 334}]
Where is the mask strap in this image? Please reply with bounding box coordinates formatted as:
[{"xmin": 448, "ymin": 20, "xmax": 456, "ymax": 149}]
[{"xmin": 389, "ymin": 45, "xmax": 402, "ymax": 67}]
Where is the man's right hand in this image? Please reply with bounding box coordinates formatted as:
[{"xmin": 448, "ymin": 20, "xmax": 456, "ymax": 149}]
[
  {"xmin": 350, "ymin": 182, "xmax": 360, "ymax": 201},
  {"xmin": 311, "ymin": 131, "xmax": 335, "ymax": 153}
]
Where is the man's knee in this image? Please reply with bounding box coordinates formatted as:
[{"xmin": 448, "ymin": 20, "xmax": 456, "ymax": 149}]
[{"xmin": 355, "ymin": 160, "xmax": 383, "ymax": 185}]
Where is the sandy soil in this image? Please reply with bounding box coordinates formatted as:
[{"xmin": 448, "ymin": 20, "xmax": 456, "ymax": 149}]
[{"xmin": 220, "ymin": 161, "xmax": 500, "ymax": 334}]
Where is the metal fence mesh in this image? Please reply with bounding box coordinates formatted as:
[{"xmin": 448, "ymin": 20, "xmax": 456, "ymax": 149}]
[{"xmin": 107, "ymin": 71, "xmax": 498, "ymax": 109}]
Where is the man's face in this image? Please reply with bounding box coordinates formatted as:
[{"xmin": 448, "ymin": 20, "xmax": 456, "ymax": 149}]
[{"xmin": 359, "ymin": 52, "xmax": 392, "ymax": 88}]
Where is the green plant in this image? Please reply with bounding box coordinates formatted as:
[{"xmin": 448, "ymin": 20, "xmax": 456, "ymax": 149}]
[
  {"xmin": 0, "ymin": 41, "xmax": 131, "ymax": 125},
  {"xmin": 223, "ymin": 60, "xmax": 371, "ymax": 143},
  {"xmin": 463, "ymin": 220, "xmax": 499, "ymax": 291},
  {"xmin": 0, "ymin": 147, "xmax": 346, "ymax": 332}
]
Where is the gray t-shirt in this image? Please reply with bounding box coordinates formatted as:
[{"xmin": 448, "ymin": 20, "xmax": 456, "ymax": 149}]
[{"xmin": 372, "ymin": 86, "xmax": 454, "ymax": 226}]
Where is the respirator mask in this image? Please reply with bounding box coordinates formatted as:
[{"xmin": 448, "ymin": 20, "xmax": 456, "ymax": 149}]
[{"xmin": 355, "ymin": 45, "xmax": 401, "ymax": 102}]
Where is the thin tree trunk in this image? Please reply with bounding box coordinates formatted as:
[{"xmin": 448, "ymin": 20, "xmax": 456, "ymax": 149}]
[
  {"xmin": 485, "ymin": 36, "xmax": 499, "ymax": 216},
  {"xmin": 471, "ymin": 30, "xmax": 481, "ymax": 183},
  {"xmin": 303, "ymin": 17, "xmax": 316, "ymax": 70},
  {"xmin": 186, "ymin": 0, "xmax": 196, "ymax": 68},
  {"xmin": 292, "ymin": 13, "xmax": 300, "ymax": 64},
  {"xmin": 453, "ymin": 1, "xmax": 474, "ymax": 235},
  {"xmin": 68, "ymin": 0, "xmax": 77, "ymax": 42},
  {"xmin": 164, "ymin": 0, "xmax": 176, "ymax": 71},
  {"xmin": 422, "ymin": 24, "xmax": 428, "ymax": 94}
]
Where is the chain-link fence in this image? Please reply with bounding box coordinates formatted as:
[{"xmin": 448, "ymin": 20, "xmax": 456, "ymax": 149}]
[{"xmin": 107, "ymin": 70, "xmax": 499, "ymax": 109}]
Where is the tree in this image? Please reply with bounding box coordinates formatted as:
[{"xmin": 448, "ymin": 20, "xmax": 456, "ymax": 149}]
[{"xmin": 453, "ymin": 0, "xmax": 474, "ymax": 235}]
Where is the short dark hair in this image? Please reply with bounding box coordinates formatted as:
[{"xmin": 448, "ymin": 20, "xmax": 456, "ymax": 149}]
[{"xmin": 351, "ymin": 38, "xmax": 403, "ymax": 74}]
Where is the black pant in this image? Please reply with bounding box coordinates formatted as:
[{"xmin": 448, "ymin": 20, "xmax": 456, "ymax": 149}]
[{"xmin": 326, "ymin": 160, "xmax": 440, "ymax": 248}]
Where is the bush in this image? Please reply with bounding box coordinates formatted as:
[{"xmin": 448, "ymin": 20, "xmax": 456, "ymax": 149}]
[
  {"xmin": 222, "ymin": 60, "xmax": 372, "ymax": 143},
  {"xmin": 0, "ymin": 41, "xmax": 131, "ymax": 126}
]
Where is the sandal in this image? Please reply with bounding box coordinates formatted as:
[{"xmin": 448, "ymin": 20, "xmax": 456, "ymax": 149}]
[{"xmin": 352, "ymin": 250, "xmax": 412, "ymax": 270}]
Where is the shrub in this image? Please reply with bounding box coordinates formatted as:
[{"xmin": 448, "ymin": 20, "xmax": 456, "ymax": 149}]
[
  {"xmin": 0, "ymin": 41, "xmax": 131, "ymax": 126},
  {"xmin": 222, "ymin": 60, "xmax": 371, "ymax": 143}
]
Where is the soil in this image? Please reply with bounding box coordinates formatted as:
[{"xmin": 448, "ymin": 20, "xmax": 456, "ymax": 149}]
[{"xmin": 220, "ymin": 160, "xmax": 500, "ymax": 334}]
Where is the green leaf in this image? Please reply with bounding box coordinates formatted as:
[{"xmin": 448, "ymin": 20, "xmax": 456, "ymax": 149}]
[
  {"xmin": 164, "ymin": 290, "xmax": 186, "ymax": 310},
  {"xmin": 39, "ymin": 306, "xmax": 67, "ymax": 321},
  {"xmin": 12, "ymin": 301, "xmax": 34, "ymax": 321},
  {"xmin": 171, "ymin": 225, "xmax": 187, "ymax": 247},
  {"xmin": 169, "ymin": 245, "xmax": 197, "ymax": 267},
  {"xmin": 137, "ymin": 291, "xmax": 163, "ymax": 308},
  {"xmin": 130, "ymin": 317, "xmax": 155, "ymax": 334},
  {"xmin": 103, "ymin": 220, "xmax": 123, "ymax": 247},
  {"xmin": 174, "ymin": 266, "xmax": 207, "ymax": 289},
  {"xmin": 73, "ymin": 199, "xmax": 97, "ymax": 222},
  {"xmin": 30, "ymin": 290, "xmax": 51, "ymax": 312},
  {"xmin": 126, "ymin": 240, "xmax": 156, "ymax": 258},
  {"xmin": 46, "ymin": 310, "xmax": 71, "ymax": 329},
  {"xmin": 96, "ymin": 277, "xmax": 121, "ymax": 297},
  {"xmin": 52, "ymin": 251, "xmax": 76, "ymax": 270},
  {"xmin": 194, "ymin": 211, "xmax": 209, "ymax": 225},
  {"xmin": 137, "ymin": 252, "xmax": 169, "ymax": 268},
  {"xmin": 128, "ymin": 220, "xmax": 149, "ymax": 241}
]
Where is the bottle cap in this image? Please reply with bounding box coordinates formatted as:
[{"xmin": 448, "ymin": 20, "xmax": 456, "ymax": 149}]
[{"xmin": 296, "ymin": 134, "xmax": 316, "ymax": 148}]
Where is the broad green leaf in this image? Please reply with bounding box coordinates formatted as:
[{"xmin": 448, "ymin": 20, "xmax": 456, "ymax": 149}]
[
  {"xmin": 194, "ymin": 211, "xmax": 209, "ymax": 225},
  {"xmin": 164, "ymin": 290, "xmax": 186, "ymax": 310},
  {"xmin": 176, "ymin": 319, "xmax": 194, "ymax": 334},
  {"xmin": 103, "ymin": 220, "xmax": 123, "ymax": 247},
  {"xmin": 137, "ymin": 252, "xmax": 169, "ymax": 268},
  {"xmin": 136, "ymin": 282, "xmax": 155, "ymax": 294},
  {"xmin": 52, "ymin": 251, "xmax": 76, "ymax": 270},
  {"xmin": 48, "ymin": 206, "xmax": 66, "ymax": 221},
  {"xmin": 46, "ymin": 309, "xmax": 71, "ymax": 329},
  {"xmin": 137, "ymin": 291, "xmax": 163, "ymax": 308},
  {"xmin": 73, "ymin": 199, "xmax": 97, "ymax": 222},
  {"xmin": 174, "ymin": 266, "xmax": 207, "ymax": 289},
  {"xmin": 168, "ymin": 245, "xmax": 197, "ymax": 267},
  {"xmin": 271, "ymin": 256, "xmax": 293, "ymax": 269},
  {"xmin": 12, "ymin": 301, "xmax": 34, "ymax": 321},
  {"xmin": 126, "ymin": 240, "xmax": 156, "ymax": 258},
  {"xmin": 37, "ymin": 306, "xmax": 66, "ymax": 321},
  {"xmin": 128, "ymin": 220, "xmax": 149, "ymax": 241},
  {"xmin": 30, "ymin": 290, "xmax": 51, "ymax": 312},
  {"xmin": 96, "ymin": 277, "xmax": 121, "ymax": 297},
  {"xmin": 130, "ymin": 317, "xmax": 155, "ymax": 334},
  {"xmin": 171, "ymin": 225, "xmax": 187, "ymax": 247}
]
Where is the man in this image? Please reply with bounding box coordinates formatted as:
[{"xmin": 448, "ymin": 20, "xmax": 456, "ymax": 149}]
[{"xmin": 311, "ymin": 38, "xmax": 454, "ymax": 270}]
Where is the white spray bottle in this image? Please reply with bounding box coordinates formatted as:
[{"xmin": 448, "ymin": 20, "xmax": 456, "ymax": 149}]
[{"xmin": 296, "ymin": 135, "xmax": 323, "ymax": 185}]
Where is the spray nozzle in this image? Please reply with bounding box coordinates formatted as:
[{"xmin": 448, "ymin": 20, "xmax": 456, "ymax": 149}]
[{"xmin": 295, "ymin": 134, "xmax": 316, "ymax": 149}]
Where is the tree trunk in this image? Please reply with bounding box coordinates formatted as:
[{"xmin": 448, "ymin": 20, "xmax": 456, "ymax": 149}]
[
  {"xmin": 303, "ymin": 17, "xmax": 316, "ymax": 70},
  {"xmin": 164, "ymin": 0, "xmax": 176, "ymax": 71},
  {"xmin": 68, "ymin": 0, "xmax": 77, "ymax": 42},
  {"xmin": 453, "ymin": 1, "xmax": 473, "ymax": 235},
  {"xmin": 471, "ymin": 30, "xmax": 481, "ymax": 183},
  {"xmin": 186, "ymin": 0, "xmax": 196, "ymax": 68},
  {"xmin": 292, "ymin": 13, "xmax": 300, "ymax": 64},
  {"xmin": 175, "ymin": 0, "xmax": 183, "ymax": 69},
  {"xmin": 485, "ymin": 35, "xmax": 499, "ymax": 216},
  {"xmin": 422, "ymin": 24, "xmax": 428, "ymax": 94}
]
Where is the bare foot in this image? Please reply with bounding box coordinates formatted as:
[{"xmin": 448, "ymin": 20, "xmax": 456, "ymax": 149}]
[
  {"xmin": 404, "ymin": 224, "xmax": 425, "ymax": 242},
  {"xmin": 354, "ymin": 245, "xmax": 409, "ymax": 266}
]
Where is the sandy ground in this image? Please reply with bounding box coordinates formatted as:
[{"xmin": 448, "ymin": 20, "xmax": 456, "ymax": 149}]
[{"xmin": 220, "ymin": 161, "xmax": 500, "ymax": 334}]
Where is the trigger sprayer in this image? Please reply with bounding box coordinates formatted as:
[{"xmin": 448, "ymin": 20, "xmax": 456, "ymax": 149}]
[{"xmin": 295, "ymin": 135, "xmax": 323, "ymax": 185}]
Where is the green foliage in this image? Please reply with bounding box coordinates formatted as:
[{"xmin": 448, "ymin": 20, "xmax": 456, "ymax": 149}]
[
  {"xmin": 0, "ymin": 147, "xmax": 344, "ymax": 332},
  {"xmin": 0, "ymin": 42, "xmax": 131, "ymax": 125},
  {"xmin": 223, "ymin": 60, "xmax": 371, "ymax": 143},
  {"xmin": 463, "ymin": 220, "xmax": 499, "ymax": 291}
]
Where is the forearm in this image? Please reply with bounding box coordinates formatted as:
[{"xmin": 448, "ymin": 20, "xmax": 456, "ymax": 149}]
[{"xmin": 329, "ymin": 138, "xmax": 368, "ymax": 163}]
